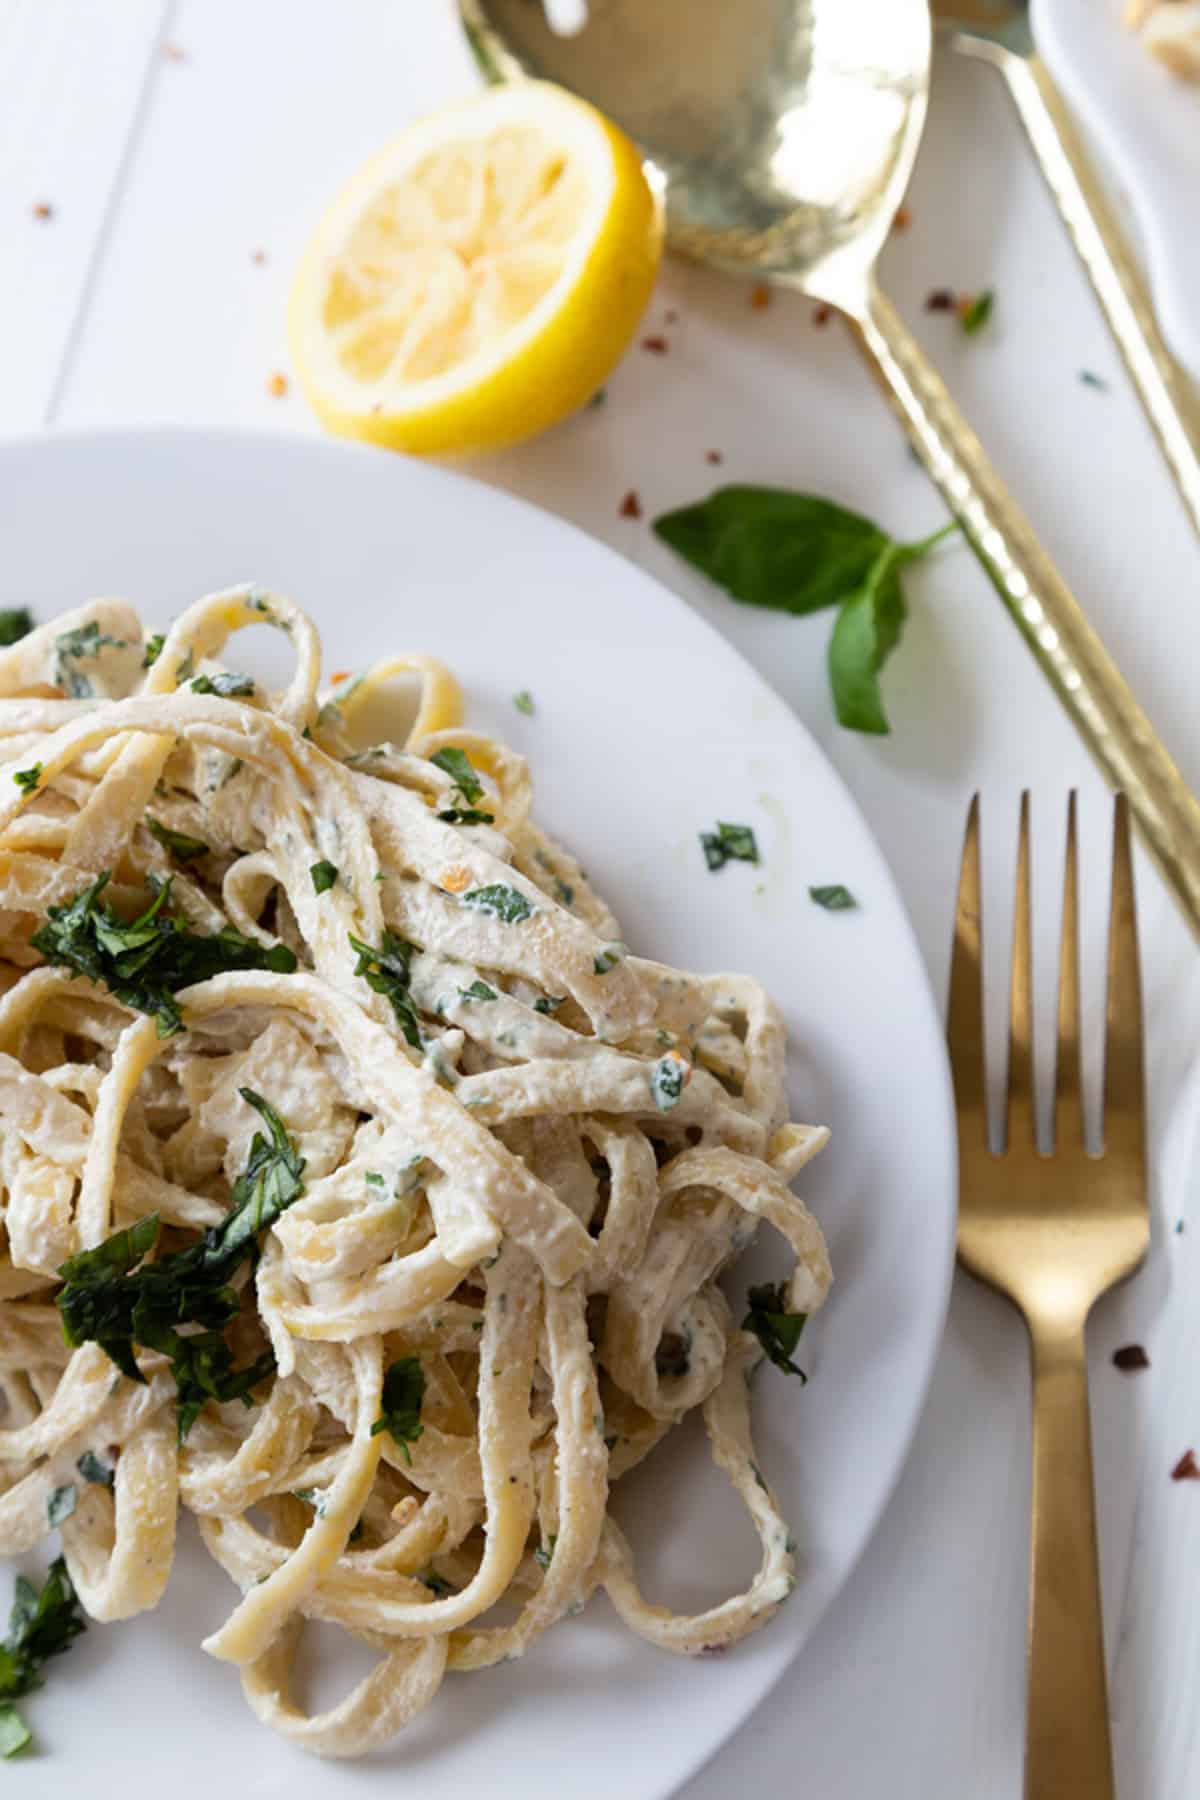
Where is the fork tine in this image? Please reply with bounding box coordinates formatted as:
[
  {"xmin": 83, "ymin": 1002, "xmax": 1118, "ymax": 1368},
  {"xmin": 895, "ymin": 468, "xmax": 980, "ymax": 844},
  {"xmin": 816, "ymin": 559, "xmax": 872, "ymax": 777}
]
[
  {"xmin": 1103, "ymin": 793, "xmax": 1146, "ymax": 1157},
  {"xmin": 1006, "ymin": 792, "xmax": 1037, "ymax": 1150},
  {"xmin": 947, "ymin": 794, "xmax": 986, "ymax": 1133},
  {"xmin": 1054, "ymin": 792, "xmax": 1084, "ymax": 1147}
]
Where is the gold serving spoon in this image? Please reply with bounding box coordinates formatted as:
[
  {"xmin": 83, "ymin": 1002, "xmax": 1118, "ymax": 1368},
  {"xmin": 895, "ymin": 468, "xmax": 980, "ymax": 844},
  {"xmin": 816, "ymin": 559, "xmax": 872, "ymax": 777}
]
[
  {"xmin": 461, "ymin": 0, "xmax": 1200, "ymax": 940},
  {"xmin": 935, "ymin": 0, "xmax": 1200, "ymax": 541}
]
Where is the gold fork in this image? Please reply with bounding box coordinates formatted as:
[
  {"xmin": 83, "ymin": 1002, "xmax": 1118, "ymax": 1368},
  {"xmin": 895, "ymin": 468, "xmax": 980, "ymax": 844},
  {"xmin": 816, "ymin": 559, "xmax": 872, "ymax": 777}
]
[
  {"xmin": 932, "ymin": 0, "xmax": 1200, "ymax": 542},
  {"xmin": 950, "ymin": 792, "xmax": 1149, "ymax": 1800}
]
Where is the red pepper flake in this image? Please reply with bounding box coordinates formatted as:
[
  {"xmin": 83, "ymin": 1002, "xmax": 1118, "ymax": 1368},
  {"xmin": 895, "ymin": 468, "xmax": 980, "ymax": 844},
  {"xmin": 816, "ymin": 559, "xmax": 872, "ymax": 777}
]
[
  {"xmin": 812, "ymin": 304, "xmax": 833, "ymax": 327},
  {"xmin": 925, "ymin": 288, "xmax": 957, "ymax": 313},
  {"xmin": 641, "ymin": 335, "xmax": 668, "ymax": 355},
  {"xmin": 1112, "ymin": 1344, "xmax": 1150, "ymax": 1372},
  {"xmin": 750, "ymin": 283, "xmax": 771, "ymax": 310},
  {"xmin": 705, "ymin": 450, "xmax": 723, "ymax": 465},
  {"xmin": 892, "ymin": 205, "xmax": 912, "ymax": 232},
  {"xmin": 162, "ymin": 42, "xmax": 189, "ymax": 61},
  {"xmin": 266, "ymin": 372, "xmax": 289, "ymax": 398},
  {"xmin": 32, "ymin": 201, "xmax": 54, "ymax": 221},
  {"xmin": 1172, "ymin": 1449, "xmax": 1200, "ymax": 1481},
  {"xmin": 618, "ymin": 490, "xmax": 642, "ymax": 520},
  {"xmin": 251, "ymin": 249, "xmax": 268, "ymax": 266}
]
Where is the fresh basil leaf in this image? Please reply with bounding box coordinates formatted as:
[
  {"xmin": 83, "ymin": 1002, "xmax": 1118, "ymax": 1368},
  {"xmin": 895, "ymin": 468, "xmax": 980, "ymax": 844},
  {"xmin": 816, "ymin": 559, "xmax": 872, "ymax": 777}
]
[
  {"xmin": 533, "ymin": 1533, "xmax": 557, "ymax": 1570},
  {"xmin": 430, "ymin": 747, "xmax": 483, "ymax": 805},
  {"xmin": 30, "ymin": 873, "xmax": 296, "ymax": 1038},
  {"xmin": 826, "ymin": 543, "xmax": 908, "ymax": 734},
  {"xmin": 459, "ymin": 980, "xmax": 497, "ymax": 1002},
  {"xmin": 0, "ymin": 609, "xmax": 33, "ymax": 648},
  {"xmin": 146, "ymin": 816, "xmax": 208, "ymax": 862},
  {"xmin": 461, "ymin": 885, "xmax": 532, "ymax": 924},
  {"xmin": 512, "ymin": 691, "xmax": 535, "ymax": 716},
  {"xmin": 370, "ymin": 1357, "xmax": 425, "ymax": 1464},
  {"xmin": 653, "ymin": 487, "xmax": 890, "ymax": 616},
  {"xmin": 437, "ymin": 807, "xmax": 495, "ymax": 826},
  {"xmin": 13, "ymin": 765, "xmax": 40, "ymax": 794},
  {"xmin": 190, "ymin": 671, "xmax": 256, "ymax": 698},
  {"xmin": 348, "ymin": 931, "xmax": 422, "ymax": 1048},
  {"xmin": 310, "ymin": 860, "xmax": 338, "ymax": 894},
  {"xmin": 809, "ymin": 884, "xmax": 857, "ymax": 911},
  {"xmin": 76, "ymin": 1451, "xmax": 114, "ymax": 1490},
  {"xmin": 46, "ymin": 1486, "xmax": 75, "ymax": 1529},
  {"xmin": 364, "ymin": 1171, "xmax": 386, "ymax": 1190},
  {"xmin": 742, "ymin": 1281, "xmax": 808, "ymax": 1379},
  {"xmin": 142, "ymin": 632, "xmax": 165, "ymax": 668}
]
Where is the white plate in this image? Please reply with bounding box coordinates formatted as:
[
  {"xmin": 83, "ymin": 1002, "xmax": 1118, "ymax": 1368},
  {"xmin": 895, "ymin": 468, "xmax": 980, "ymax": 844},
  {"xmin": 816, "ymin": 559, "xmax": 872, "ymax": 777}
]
[
  {"xmin": 1034, "ymin": 0, "xmax": 1200, "ymax": 378},
  {"xmin": 0, "ymin": 429, "xmax": 955, "ymax": 1800}
]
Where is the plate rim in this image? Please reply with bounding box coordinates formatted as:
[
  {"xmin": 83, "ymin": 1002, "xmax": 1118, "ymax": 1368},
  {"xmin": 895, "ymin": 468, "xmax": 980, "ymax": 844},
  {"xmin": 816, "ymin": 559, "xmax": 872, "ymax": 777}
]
[{"xmin": 0, "ymin": 422, "xmax": 958, "ymax": 1797}]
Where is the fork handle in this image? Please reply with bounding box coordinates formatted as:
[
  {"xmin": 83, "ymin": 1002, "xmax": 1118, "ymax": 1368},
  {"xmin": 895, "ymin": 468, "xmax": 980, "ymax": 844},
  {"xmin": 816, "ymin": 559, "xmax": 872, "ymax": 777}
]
[
  {"xmin": 850, "ymin": 284, "xmax": 1200, "ymax": 941},
  {"xmin": 1026, "ymin": 1314, "xmax": 1114, "ymax": 1800},
  {"xmin": 955, "ymin": 38, "xmax": 1200, "ymax": 545}
]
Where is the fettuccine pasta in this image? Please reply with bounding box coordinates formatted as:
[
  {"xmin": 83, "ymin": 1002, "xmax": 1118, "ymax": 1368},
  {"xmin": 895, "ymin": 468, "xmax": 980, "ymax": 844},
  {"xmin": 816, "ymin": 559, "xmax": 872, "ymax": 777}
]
[{"xmin": 0, "ymin": 587, "xmax": 831, "ymax": 1758}]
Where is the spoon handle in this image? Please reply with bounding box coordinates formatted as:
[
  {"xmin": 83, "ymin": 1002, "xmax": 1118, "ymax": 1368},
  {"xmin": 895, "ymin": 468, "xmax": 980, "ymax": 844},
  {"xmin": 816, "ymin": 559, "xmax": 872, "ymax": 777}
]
[
  {"xmin": 954, "ymin": 35, "xmax": 1200, "ymax": 544},
  {"xmin": 853, "ymin": 282, "xmax": 1200, "ymax": 939}
]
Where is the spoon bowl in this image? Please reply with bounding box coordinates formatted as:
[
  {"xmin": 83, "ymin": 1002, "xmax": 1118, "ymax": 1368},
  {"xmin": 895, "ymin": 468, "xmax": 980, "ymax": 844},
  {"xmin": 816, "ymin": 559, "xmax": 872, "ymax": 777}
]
[
  {"xmin": 461, "ymin": 0, "xmax": 1200, "ymax": 939},
  {"xmin": 464, "ymin": 0, "xmax": 927, "ymax": 306}
]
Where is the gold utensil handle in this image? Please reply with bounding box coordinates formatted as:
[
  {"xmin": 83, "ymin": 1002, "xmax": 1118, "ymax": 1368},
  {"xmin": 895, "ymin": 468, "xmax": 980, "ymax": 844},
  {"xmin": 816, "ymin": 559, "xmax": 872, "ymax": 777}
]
[
  {"xmin": 1026, "ymin": 1317, "xmax": 1114, "ymax": 1800},
  {"xmin": 954, "ymin": 36, "xmax": 1200, "ymax": 543},
  {"xmin": 853, "ymin": 284, "xmax": 1200, "ymax": 939}
]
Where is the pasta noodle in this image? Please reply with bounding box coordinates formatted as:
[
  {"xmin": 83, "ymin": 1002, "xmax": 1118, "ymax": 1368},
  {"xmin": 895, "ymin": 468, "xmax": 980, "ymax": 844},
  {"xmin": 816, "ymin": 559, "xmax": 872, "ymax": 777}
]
[{"xmin": 0, "ymin": 586, "xmax": 831, "ymax": 1757}]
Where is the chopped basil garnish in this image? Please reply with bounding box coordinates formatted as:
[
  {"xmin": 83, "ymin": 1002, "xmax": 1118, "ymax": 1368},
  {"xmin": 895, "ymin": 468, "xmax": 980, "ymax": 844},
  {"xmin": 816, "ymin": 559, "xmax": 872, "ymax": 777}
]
[
  {"xmin": 438, "ymin": 806, "xmax": 495, "ymax": 826},
  {"xmin": 310, "ymin": 860, "xmax": 338, "ymax": 894},
  {"xmin": 700, "ymin": 821, "xmax": 758, "ymax": 871},
  {"xmin": 533, "ymin": 994, "xmax": 565, "ymax": 1015},
  {"xmin": 960, "ymin": 289, "xmax": 994, "ymax": 335},
  {"xmin": 0, "ymin": 1557, "xmax": 86, "ymax": 1756},
  {"xmin": 512, "ymin": 691, "xmax": 535, "ymax": 716},
  {"xmin": 593, "ymin": 942, "xmax": 625, "ymax": 975},
  {"xmin": 76, "ymin": 1451, "xmax": 114, "ymax": 1490},
  {"xmin": 46, "ymin": 1485, "xmax": 76, "ymax": 1529},
  {"xmin": 190, "ymin": 671, "xmax": 256, "ymax": 698},
  {"xmin": 348, "ymin": 931, "xmax": 421, "ymax": 1048},
  {"xmin": 430, "ymin": 747, "xmax": 483, "ymax": 805},
  {"xmin": 533, "ymin": 1533, "xmax": 557, "ymax": 1570},
  {"xmin": 459, "ymin": 979, "xmax": 497, "ymax": 1002},
  {"xmin": 742, "ymin": 1281, "xmax": 808, "ymax": 1380},
  {"xmin": 146, "ymin": 816, "xmax": 208, "ymax": 862},
  {"xmin": 13, "ymin": 765, "xmax": 40, "ymax": 794},
  {"xmin": 364, "ymin": 1171, "xmax": 386, "ymax": 1190},
  {"xmin": 370, "ymin": 1357, "xmax": 425, "ymax": 1464},
  {"xmin": 30, "ymin": 873, "xmax": 297, "ymax": 1038},
  {"xmin": 461, "ymin": 884, "xmax": 532, "ymax": 924},
  {"xmin": 56, "ymin": 1089, "xmax": 304, "ymax": 1438},
  {"xmin": 54, "ymin": 622, "xmax": 127, "ymax": 697},
  {"xmin": 142, "ymin": 632, "xmax": 165, "ymax": 668},
  {"xmin": 649, "ymin": 1055, "xmax": 686, "ymax": 1111},
  {"xmin": 0, "ymin": 609, "xmax": 33, "ymax": 648},
  {"xmin": 809, "ymin": 884, "xmax": 856, "ymax": 911}
]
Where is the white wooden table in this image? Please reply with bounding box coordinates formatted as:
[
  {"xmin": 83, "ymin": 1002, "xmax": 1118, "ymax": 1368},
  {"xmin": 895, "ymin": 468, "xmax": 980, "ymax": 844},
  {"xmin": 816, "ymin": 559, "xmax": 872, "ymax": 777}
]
[{"xmin": 4, "ymin": 4, "xmax": 1200, "ymax": 1793}]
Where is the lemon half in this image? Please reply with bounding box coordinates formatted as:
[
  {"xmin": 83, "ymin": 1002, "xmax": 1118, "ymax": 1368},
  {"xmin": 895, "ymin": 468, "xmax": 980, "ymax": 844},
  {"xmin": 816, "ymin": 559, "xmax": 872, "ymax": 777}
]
[{"xmin": 289, "ymin": 83, "xmax": 662, "ymax": 456}]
